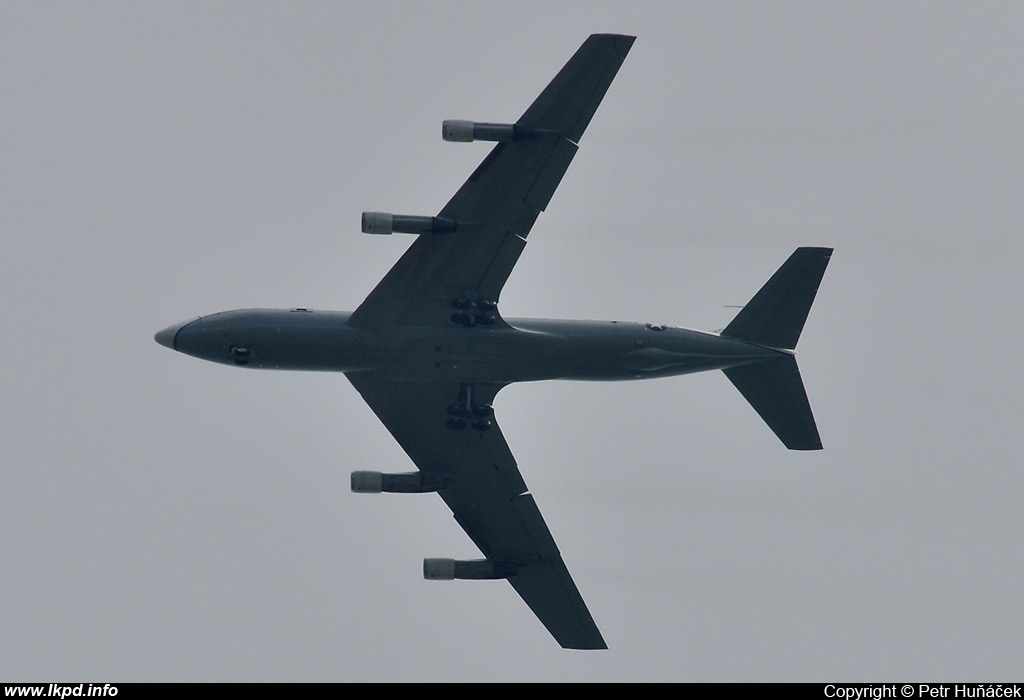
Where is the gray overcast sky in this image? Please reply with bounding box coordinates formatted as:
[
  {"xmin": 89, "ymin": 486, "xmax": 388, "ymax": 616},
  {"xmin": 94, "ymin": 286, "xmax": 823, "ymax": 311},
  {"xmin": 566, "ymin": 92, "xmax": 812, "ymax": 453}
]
[{"xmin": 3, "ymin": 1, "xmax": 1023, "ymax": 682}]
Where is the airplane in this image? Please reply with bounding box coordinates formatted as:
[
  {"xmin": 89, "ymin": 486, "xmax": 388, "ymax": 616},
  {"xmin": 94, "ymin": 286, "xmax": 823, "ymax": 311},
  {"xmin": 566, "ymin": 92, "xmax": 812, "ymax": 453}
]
[{"xmin": 154, "ymin": 34, "xmax": 831, "ymax": 650}]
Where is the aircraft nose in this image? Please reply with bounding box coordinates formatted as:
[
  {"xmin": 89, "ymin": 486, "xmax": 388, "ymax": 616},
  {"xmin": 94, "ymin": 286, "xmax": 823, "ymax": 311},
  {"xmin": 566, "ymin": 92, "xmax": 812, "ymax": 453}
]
[{"xmin": 154, "ymin": 318, "xmax": 199, "ymax": 350}]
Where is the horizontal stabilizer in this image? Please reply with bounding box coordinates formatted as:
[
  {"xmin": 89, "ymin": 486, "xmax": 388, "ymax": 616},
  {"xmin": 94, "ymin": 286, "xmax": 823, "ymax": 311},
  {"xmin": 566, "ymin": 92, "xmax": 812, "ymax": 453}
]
[
  {"xmin": 723, "ymin": 355, "xmax": 822, "ymax": 450},
  {"xmin": 721, "ymin": 247, "xmax": 832, "ymax": 350}
]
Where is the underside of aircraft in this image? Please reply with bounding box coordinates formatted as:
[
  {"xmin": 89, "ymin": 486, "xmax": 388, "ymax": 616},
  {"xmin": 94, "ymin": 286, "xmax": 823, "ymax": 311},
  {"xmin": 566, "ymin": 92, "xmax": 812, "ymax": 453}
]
[{"xmin": 155, "ymin": 34, "xmax": 831, "ymax": 649}]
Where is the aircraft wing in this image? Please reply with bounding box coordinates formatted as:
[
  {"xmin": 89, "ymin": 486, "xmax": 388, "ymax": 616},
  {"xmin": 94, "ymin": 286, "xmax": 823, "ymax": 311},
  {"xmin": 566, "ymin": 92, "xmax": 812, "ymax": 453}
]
[
  {"xmin": 342, "ymin": 33, "xmax": 633, "ymax": 649},
  {"xmin": 348, "ymin": 34, "xmax": 634, "ymax": 330},
  {"xmin": 345, "ymin": 371, "xmax": 606, "ymax": 650}
]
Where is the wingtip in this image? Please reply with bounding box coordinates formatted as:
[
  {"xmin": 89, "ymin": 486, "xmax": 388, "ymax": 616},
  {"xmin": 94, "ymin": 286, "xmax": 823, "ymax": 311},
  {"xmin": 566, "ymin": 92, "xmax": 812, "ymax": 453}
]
[
  {"xmin": 796, "ymin": 245, "xmax": 834, "ymax": 260},
  {"xmin": 592, "ymin": 33, "xmax": 636, "ymax": 47},
  {"xmin": 562, "ymin": 637, "xmax": 608, "ymax": 651}
]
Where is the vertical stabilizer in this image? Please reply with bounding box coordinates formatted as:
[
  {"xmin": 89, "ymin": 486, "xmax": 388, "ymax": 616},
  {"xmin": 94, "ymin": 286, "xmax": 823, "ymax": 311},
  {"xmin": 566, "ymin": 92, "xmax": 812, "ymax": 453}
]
[{"xmin": 721, "ymin": 247, "xmax": 832, "ymax": 350}]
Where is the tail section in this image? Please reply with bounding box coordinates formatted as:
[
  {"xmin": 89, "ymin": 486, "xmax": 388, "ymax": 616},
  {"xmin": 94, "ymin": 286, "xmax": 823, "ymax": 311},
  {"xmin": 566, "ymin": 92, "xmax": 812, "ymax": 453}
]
[
  {"xmin": 720, "ymin": 247, "xmax": 832, "ymax": 450},
  {"xmin": 723, "ymin": 355, "xmax": 821, "ymax": 450},
  {"xmin": 721, "ymin": 247, "xmax": 832, "ymax": 350}
]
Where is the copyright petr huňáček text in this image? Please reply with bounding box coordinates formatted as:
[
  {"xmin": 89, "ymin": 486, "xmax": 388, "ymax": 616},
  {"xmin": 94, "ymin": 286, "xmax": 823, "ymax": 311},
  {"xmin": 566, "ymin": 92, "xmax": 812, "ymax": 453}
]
[{"xmin": 825, "ymin": 686, "xmax": 1022, "ymax": 699}]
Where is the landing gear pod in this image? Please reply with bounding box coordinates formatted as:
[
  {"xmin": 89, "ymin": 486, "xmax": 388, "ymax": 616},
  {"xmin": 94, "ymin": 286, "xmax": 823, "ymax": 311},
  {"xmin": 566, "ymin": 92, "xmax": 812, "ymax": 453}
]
[
  {"xmin": 361, "ymin": 212, "xmax": 457, "ymax": 235},
  {"xmin": 423, "ymin": 558, "xmax": 515, "ymax": 580}
]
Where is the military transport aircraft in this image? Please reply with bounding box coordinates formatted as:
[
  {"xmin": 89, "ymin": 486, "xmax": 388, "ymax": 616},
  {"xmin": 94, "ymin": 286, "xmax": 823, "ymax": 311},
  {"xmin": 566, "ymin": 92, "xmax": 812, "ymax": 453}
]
[{"xmin": 155, "ymin": 34, "xmax": 831, "ymax": 649}]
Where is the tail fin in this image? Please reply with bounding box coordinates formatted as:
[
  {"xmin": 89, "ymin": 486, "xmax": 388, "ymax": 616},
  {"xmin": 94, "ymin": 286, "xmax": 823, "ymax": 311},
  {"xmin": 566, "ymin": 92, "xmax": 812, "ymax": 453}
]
[
  {"xmin": 721, "ymin": 247, "xmax": 832, "ymax": 350},
  {"xmin": 720, "ymin": 247, "xmax": 832, "ymax": 450},
  {"xmin": 723, "ymin": 355, "xmax": 822, "ymax": 450}
]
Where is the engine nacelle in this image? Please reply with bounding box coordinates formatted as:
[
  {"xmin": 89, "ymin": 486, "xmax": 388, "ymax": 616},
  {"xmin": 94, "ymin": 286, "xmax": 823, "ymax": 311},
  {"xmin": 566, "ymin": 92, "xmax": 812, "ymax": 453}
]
[
  {"xmin": 442, "ymin": 120, "xmax": 521, "ymax": 143},
  {"xmin": 423, "ymin": 558, "xmax": 516, "ymax": 580},
  {"xmin": 350, "ymin": 471, "xmax": 438, "ymax": 493},
  {"xmin": 361, "ymin": 212, "xmax": 458, "ymax": 235}
]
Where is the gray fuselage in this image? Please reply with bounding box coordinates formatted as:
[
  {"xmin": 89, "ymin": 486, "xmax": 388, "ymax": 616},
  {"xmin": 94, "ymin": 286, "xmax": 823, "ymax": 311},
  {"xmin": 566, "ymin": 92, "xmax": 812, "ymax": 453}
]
[{"xmin": 158, "ymin": 308, "xmax": 783, "ymax": 383}]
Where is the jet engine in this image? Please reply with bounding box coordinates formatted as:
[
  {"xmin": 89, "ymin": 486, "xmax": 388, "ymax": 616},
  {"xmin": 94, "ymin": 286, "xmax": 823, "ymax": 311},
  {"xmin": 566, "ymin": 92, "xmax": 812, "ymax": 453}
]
[
  {"xmin": 350, "ymin": 471, "xmax": 438, "ymax": 493},
  {"xmin": 361, "ymin": 212, "xmax": 458, "ymax": 235},
  {"xmin": 442, "ymin": 120, "xmax": 522, "ymax": 142},
  {"xmin": 423, "ymin": 558, "xmax": 516, "ymax": 580},
  {"xmin": 441, "ymin": 120, "xmax": 563, "ymax": 142}
]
